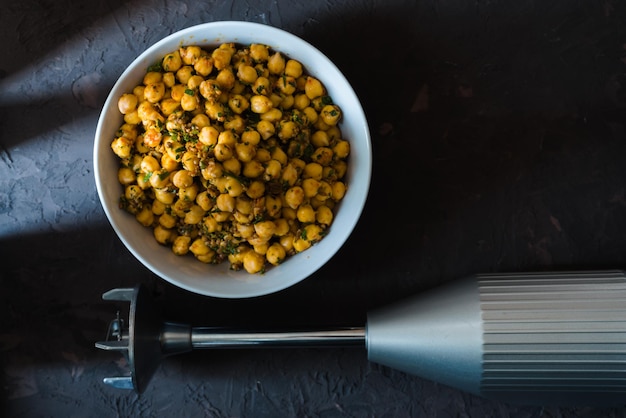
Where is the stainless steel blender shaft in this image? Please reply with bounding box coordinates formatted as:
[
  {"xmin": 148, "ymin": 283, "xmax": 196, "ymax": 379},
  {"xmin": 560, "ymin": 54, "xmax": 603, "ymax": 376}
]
[{"xmin": 96, "ymin": 270, "xmax": 626, "ymax": 406}]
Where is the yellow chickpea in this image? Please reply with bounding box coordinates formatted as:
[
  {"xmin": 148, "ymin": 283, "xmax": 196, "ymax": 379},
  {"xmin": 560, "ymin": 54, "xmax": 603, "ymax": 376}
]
[
  {"xmin": 181, "ymin": 151, "xmax": 199, "ymax": 174},
  {"xmin": 278, "ymin": 120, "xmax": 298, "ymax": 141},
  {"xmin": 190, "ymin": 238, "xmax": 212, "ymax": 256},
  {"xmin": 140, "ymin": 155, "xmax": 160, "ymax": 173},
  {"xmin": 281, "ymin": 164, "xmax": 298, "ymax": 186},
  {"xmin": 284, "ymin": 186, "xmax": 304, "ymax": 209},
  {"xmin": 311, "ymin": 147, "xmax": 334, "ymax": 166},
  {"xmin": 149, "ymin": 169, "xmax": 171, "ymax": 189},
  {"xmin": 170, "ymin": 84, "xmax": 187, "ymax": 101},
  {"xmin": 176, "ymin": 66, "xmax": 194, "ymax": 84},
  {"xmin": 191, "ymin": 113, "xmax": 210, "ymax": 129},
  {"xmin": 296, "ymin": 204, "xmax": 316, "ymax": 223},
  {"xmin": 276, "ymin": 75, "xmax": 296, "ymax": 95},
  {"xmin": 143, "ymin": 71, "xmax": 162, "ymax": 85},
  {"xmin": 180, "ymin": 91, "xmax": 199, "ymax": 111},
  {"xmin": 285, "ymin": 60, "xmax": 303, "ymax": 78},
  {"xmin": 154, "ymin": 225, "xmax": 175, "ymax": 245},
  {"xmin": 252, "ymin": 77, "xmax": 271, "ymax": 96},
  {"xmin": 162, "ymin": 50, "xmax": 182, "ymax": 72},
  {"xmin": 255, "ymin": 148, "xmax": 271, "ymax": 163},
  {"xmin": 316, "ymin": 205, "xmax": 333, "ymax": 225},
  {"xmin": 292, "ymin": 236, "xmax": 311, "ymax": 252},
  {"xmin": 172, "ymin": 170, "xmax": 194, "ymax": 189},
  {"xmin": 331, "ymin": 181, "xmax": 346, "ymax": 201},
  {"xmin": 333, "ymin": 140, "xmax": 350, "ymax": 159},
  {"xmin": 250, "ymin": 95, "xmax": 274, "ymax": 114},
  {"xmin": 224, "ymin": 177, "xmax": 244, "ymax": 197},
  {"xmin": 321, "ymin": 105, "xmax": 341, "ymax": 126},
  {"xmin": 302, "ymin": 107, "xmax": 319, "ymax": 125},
  {"xmin": 154, "ymin": 188, "xmax": 176, "ymax": 205},
  {"xmin": 216, "ymin": 68, "xmax": 236, "ymax": 90},
  {"xmin": 243, "ymin": 160, "xmax": 264, "ymax": 178},
  {"xmin": 264, "ymin": 195, "xmax": 282, "ymax": 218},
  {"xmin": 135, "ymin": 206, "xmax": 154, "ymax": 227},
  {"xmin": 194, "ymin": 55, "xmax": 214, "ymax": 76},
  {"xmin": 212, "ymin": 47, "xmax": 233, "ymax": 70},
  {"xmin": 243, "ymin": 250, "xmax": 265, "ymax": 274},
  {"xmin": 250, "ymin": 44, "xmax": 269, "ymax": 62},
  {"xmin": 180, "ymin": 45, "xmax": 202, "ymax": 65},
  {"xmin": 302, "ymin": 178, "xmax": 320, "ymax": 198},
  {"xmin": 124, "ymin": 110, "xmax": 142, "ymax": 125},
  {"xmin": 117, "ymin": 167, "xmax": 136, "ymax": 185},
  {"xmin": 199, "ymin": 79, "xmax": 222, "ymax": 101},
  {"xmin": 246, "ymin": 180, "xmax": 266, "ymax": 199},
  {"xmin": 179, "ymin": 184, "xmax": 199, "ymax": 203},
  {"xmin": 264, "ymin": 159, "xmax": 282, "ymax": 180},
  {"xmin": 260, "ymin": 108, "xmax": 283, "ymax": 123},
  {"xmin": 241, "ymin": 130, "xmax": 261, "ymax": 146},
  {"xmin": 274, "ymin": 218, "xmax": 290, "ymax": 236},
  {"xmin": 172, "ymin": 235, "xmax": 191, "ymax": 255},
  {"xmin": 163, "ymin": 72, "xmax": 176, "ymax": 88},
  {"xmin": 184, "ymin": 205, "xmax": 205, "ymax": 225},
  {"xmin": 118, "ymin": 93, "xmax": 138, "ymax": 114},
  {"xmin": 152, "ymin": 199, "xmax": 166, "ymax": 215},
  {"xmin": 266, "ymin": 243, "xmax": 286, "ymax": 266},
  {"xmin": 203, "ymin": 216, "xmax": 220, "ymax": 233},
  {"xmin": 303, "ymin": 224, "xmax": 324, "ymax": 243},
  {"xmin": 196, "ymin": 191, "xmax": 214, "ymax": 211},
  {"xmin": 111, "ymin": 136, "xmax": 133, "ymax": 159},
  {"xmin": 256, "ymin": 120, "xmax": 275, "ymax": 139},
  {"xmin": 311, "ymin": 130, "xmax": 330, "ymax": 147},
  {"xmin": 254, "ymin": 220, "xmax": 276, "ymax": 241},
  {"xmin": 237, "ymin": 64, "xmax": 258, "ymax": 84},
  {"xmin": 216, "ymin": 193, "xmax": 235, "ymax": 212},
  {"xmin": 280, "ymin": 234, "xmax": 295, "ymax": 253},
  {"xmin": 214, "ymin": 143, "xmax": 233, "ymax": 162},
  {"xmin": 305, "ymin": 76, "xmax": 324, "ymax": 99},
  {"xmin": 293, "ymin": 93, "xmax": 310, "ymax": 110},
  {"xmin": 228, "ymin": 94, "xmax": 249, "ymax": 114},
  {"xmin": 267, "ymin": 51, "xmax": 285, "ymax": 75},
  {"xmin": 205, "ymin": 101, "xmax": 227, "ymax": 122},
  {"xmin": 303, "ymin": 162, "xmax": 323, "ymax": 180},
  {"xmin": 199, "ymin": 126, "xmax": 219, "ymax": 146},
  {"xmin": 160, "ymin": 98, "xmax": 181, "ymax": 116}
]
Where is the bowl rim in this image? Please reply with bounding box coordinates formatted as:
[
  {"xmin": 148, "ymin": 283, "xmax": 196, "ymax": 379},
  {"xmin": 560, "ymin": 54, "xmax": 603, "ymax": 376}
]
[{"xmin": 94, "ymin": 21, "xmax": 372, "ymax": 298}]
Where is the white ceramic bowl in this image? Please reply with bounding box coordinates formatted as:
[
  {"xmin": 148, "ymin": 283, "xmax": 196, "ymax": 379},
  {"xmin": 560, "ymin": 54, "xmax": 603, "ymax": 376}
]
[{"xmin": 94, "ymin": 21, "xmax": 371, "ymax": 298}]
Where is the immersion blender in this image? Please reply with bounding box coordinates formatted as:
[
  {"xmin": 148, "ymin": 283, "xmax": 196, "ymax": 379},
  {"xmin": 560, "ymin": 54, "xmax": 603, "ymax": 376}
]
[{"xmin": 96, "ymin": 270, "xmax": 626, "ymax": 406}]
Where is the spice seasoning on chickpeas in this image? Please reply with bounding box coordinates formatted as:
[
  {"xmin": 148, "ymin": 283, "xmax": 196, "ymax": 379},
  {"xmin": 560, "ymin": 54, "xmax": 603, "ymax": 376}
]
[{"xmin": 110, "ymin": 43, "xmax": 350, "ymax": 274}]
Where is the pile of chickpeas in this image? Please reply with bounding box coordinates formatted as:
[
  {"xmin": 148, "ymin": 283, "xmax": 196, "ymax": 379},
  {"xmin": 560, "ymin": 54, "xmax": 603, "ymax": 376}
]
[{"xmin": 110, "ymin": 43, "xmax": 350, "ymax": 274}]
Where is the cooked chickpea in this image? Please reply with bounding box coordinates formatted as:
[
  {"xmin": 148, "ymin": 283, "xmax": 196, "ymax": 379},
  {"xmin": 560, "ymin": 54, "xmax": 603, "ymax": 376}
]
[
  {"xmin": 284, "ymin": 186, "xmax": 304, "ymax": 209},
  {"xmin": 172, "ymin": 236, "xmax": 191, "ymax": 255},
  {"xmin": 305, "ymin": 76, "xmax": 324, "ymax": 99},
  {"xmin": 118, "ymin": 93, "xmax": 138, "ymax": 114},
  {"xmin": 250, "ymin": 95, "xmax": 274, "ymax": 114},
  {"xmin": 118, "ymin": 167, "xmax": 136, "ymax": 185},
  {"xmin": 267, "ymin": 51, "xmax": 285, "ymax": 74},
  {"xmin": 266, "ymin": 243, "xmax": 286, "ymax": 265},
  {"xmin": 316, "ymin": 205, "xmax": 333, "ymax": 225},
  {"xmin": 154, "ymin": 225, "xmax": 175, "ymax": 245},
  {"xmin": 285, "ymin": 60, "xmax": 303, "ymax": 78},
  {"xmin": 162, "ymin": 51, "xmax": 182, "ymax": 72},
  {"xmin": 243, "ymin": 250, "xmax": 265, "ymax": 274},
  {"xmin": 296, "ymin": 204, "xmax": 315, "ymax": 223}
]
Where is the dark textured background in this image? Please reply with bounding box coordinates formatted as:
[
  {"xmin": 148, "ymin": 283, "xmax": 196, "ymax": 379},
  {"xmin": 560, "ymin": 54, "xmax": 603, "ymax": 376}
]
[{"xmin": 2, "ymin": 0, "xmax": 626, "ymax": 416}]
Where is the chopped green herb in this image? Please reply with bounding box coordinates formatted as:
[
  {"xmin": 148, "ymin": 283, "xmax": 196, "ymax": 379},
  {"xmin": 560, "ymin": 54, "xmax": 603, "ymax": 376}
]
[
  {"xmin": 184, "ymin": 88, "xmax": 194, "ymax": 96},
  {"xmin": 147, "ymin": 62, "xmax": 163, "ymax": 72}
]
